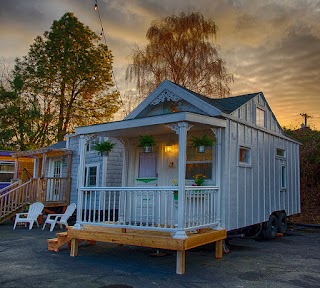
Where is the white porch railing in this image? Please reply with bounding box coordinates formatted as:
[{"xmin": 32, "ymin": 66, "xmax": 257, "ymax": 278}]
[{"xmin": 76, "ymin": 186, "xmax": 219, "ymax": 232}]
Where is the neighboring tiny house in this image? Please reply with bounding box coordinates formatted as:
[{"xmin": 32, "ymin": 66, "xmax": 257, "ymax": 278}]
[{"xmin": 0, "ymin": 150, "xmax": 34, "ymax": 190}]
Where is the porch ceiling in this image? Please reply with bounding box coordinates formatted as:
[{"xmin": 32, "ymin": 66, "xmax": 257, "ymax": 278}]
[{"xmin": 75, "ymin": 112, "xmax": 226, "ymax": 138}]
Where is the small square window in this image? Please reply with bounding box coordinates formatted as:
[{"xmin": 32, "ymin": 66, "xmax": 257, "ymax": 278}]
[
  {"xmin": 239, "ymin": 147, "xmax": 251, "ymax": 164},
  {"xmin": 276, "ymin": 148, "xmax": 286, "ymax": 158}
]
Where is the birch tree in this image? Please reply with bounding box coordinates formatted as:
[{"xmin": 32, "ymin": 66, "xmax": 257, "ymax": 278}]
[{"xmin": 126, "ymin": 12, "xmax": 233, "ymax": 98}]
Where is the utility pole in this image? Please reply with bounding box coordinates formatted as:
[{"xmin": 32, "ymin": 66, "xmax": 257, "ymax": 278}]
[{"xmin": 300, "ymin": 113, "xmax": 312, "ymax": 127}]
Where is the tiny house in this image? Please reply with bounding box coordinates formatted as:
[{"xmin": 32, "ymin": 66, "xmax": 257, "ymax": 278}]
[{"xmin": 67, "ymin": 80, "xmax": 300, "ymax": 240}]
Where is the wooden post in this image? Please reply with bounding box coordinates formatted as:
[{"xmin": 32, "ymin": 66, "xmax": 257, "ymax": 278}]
[
  {"xmin": 70, "ymin": 239, "xmax": 79, "ymax": 257},
  {"xmin": 176, "ymin": 250, "xmax": 186, "ymax": 274},
  {"xmin": 215, "ymin": 240, "xmax": 223, "ymax": 259}
]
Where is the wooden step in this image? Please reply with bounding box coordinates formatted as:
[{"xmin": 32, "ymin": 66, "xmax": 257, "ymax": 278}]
[
  {"xmin": 48, "ymin": 231, "xmax": 96, "ymax": 252},
  {"xmin": 48, "ymin": 232, "xmax": 70, "ymax": 252}
]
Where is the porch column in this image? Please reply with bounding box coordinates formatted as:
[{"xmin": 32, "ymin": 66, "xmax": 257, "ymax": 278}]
[
  {"xmin": 74, "ymin": 135, "xmax": 87, "ymax": 229},
  {"xmin": 213, "ymin": 127, "xmax": 222, "ymax": 229},
  {"xmin": 33, "ymin": 158, "xmax": 39, "ymax": 178},
  {"xmin": 40, "ymin": 153, "xmax": 46, "ymax": 177},
  {"xmin": 170, "ymin": 122, "xmax": 192, "ymax": 239}
]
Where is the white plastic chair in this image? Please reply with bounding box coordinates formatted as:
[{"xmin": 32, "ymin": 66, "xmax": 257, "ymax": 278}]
[
  {"xmin": 13, "ymin": 202, "xmax": 44, "ymax": 230},
  {"xmin": 42, "ymin": 203, "xmax": 76, "ymax": 232}
]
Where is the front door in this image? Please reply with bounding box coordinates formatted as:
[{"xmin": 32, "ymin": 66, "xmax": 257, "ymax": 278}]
[
  {"xmin": 133, "ymin": 150, "xmax": 158, "ymax": 223},
  {"xmin": 47, "ymin": 158, "xmax": 63, "ymax": 201}
]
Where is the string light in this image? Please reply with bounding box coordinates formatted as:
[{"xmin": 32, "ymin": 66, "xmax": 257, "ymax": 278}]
[{"xmin": 93, "ymin": 0, "xmax": 126, "ymax": 112}]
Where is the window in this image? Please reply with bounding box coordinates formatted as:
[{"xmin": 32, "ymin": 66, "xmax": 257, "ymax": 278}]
[
  {"xmin": 87, "ymin": 137, "xmax": 100, "ymax": 153},
  {"xmin": 84, "ymin": 164, "xmax": 99, "ymax": 187},
  {"xmin": 138, "ymin": 152, "xmax": 157, "ymax": 178},
  {"xmin": 256, "ymin": 107, "xmax": 266, "ymax": 128},
  {"xmin": 239, "ymin": 147, "xmax": 251, "ymax": 165},
  {"xmin": 281, "ymin": 165, "xmax": 287, "ymax": 189},
  {"xmin": 276, "ymin": 148, "xmax": 286, "ymax": 158},
  {"xmin": 186, "ymin": 146, "xmax": 212, "ymax": 179},
  {"xmin": 0, "ymin": 161, "xmax": 15, "ymax": 183}
]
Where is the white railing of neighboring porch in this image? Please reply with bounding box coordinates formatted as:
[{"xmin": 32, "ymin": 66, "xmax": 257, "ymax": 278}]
[{"xmin": 76, "ymin": 186, "xmax": 219, "ymax": 232}]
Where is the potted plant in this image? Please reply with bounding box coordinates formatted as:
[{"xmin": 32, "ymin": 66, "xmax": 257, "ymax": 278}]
[
  {"xmin": 92, "ymin": 140, "xmax": 115, "ymax": 156},
  {"xmin": 138, "ymin": 135, "xmax": 156, "ymax": 153},
  {"xmin": 193, "ymin": 174, "xmax": 207, "ymax": 186},
  {"xmin": 191, "ymin": 134, "xmax": 216, "ymax": 153}
]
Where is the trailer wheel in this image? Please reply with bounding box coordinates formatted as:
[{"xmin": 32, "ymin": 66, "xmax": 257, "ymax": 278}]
[
  {"xmin": 261, "ymin": 215, "xmax": 278, "ymax": 240},
  {"xmin": 277, "ymin": 212, "xmax": 287, "ymax": 234}
]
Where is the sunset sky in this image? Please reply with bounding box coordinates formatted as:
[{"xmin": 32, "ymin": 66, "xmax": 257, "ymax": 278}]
[{"xmin": 1, "ymin": 0, "xmax": 319, "ymax": 129}]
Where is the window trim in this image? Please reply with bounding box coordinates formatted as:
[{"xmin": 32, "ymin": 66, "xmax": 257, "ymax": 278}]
[
  {"xmin": 0, "ymin": 161, "xmax": 15, "ymax": 183},
  {"xmin": 185, "ymin": 145, "xmax": 213, "ymax": 182},
  {"xmin": 256, "ymin": 106, "xmax": 266, "ymax": 128},
  {"xmin": 238, "ymin": 146, "xmax": 252, "ymax": 167},
  {"xmin": 84, "ymin": 163, "xmax": 99, "ymax": 187},
  {"xmin": 280, "ymin": 164, "xmax": 287, "ymax": 190},
  {"xmin": 276, "ymin": 147, "xmax": 286, "ymax": 158}
]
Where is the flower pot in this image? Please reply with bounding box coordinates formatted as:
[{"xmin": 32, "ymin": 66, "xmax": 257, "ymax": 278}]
[
  {"xmin": 197, "ymin": 145, "xmax": 205, "ymax": 153},
  {"xmin": 143, "ymin": 146, "xmax": 153, "ymax": 153}
]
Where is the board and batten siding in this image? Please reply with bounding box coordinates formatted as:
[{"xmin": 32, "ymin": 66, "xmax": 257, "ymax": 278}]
[{"xmin": 220, "ymin": 93, "xmax": 300, "ymax": 231}]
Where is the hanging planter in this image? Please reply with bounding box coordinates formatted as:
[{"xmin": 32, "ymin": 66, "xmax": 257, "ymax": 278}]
[
  {"xmin": 138, "ymin": 135, "xmax": 156, "ymax": 153},
  {"xmin": 92, "ymin": 140, "xmax": 115, "ymax": 156},
  {"xmin": 191, "ymin": 134, "xmax": 216, "ymax": 153}
]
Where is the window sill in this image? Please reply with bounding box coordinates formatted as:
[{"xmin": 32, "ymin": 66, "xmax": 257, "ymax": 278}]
[{"xmin": 136, "ymin": 177, "xmax": 157, "ymax": 183}]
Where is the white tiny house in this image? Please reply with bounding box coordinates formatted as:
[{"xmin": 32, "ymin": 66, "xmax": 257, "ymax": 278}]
[{"xmin": 68, "ymin": 80, "xmax": 300, "ymax": 240}]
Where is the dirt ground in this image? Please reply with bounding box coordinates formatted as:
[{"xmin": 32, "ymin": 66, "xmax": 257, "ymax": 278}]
[{"xmin": 0, "ymin": 221, "xmax": 319, "ymax": 288}]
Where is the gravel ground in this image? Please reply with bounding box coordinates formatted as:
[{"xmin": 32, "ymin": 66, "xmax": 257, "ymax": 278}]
[{"xmin": 0, "ymin": 221, "xmax": 319, "ymax": 288}]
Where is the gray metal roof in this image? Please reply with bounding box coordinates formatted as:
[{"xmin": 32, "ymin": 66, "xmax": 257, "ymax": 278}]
[{"xmin": 170, "ymin": 81, "xmax": 260, "ymax": 114}]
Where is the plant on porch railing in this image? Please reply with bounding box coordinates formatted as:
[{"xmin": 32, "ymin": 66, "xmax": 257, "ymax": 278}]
[
  {"xmin": 92, "ymin": 140, "xmax": 115, "ymax": 156},
  {"xmin": 138, "ymin": 135, "xmax": 156, "ymax": 153},
  {"xmin": 193, "ymin": 174, "xmax": 207, "ymax": 186},
  {"xmin": 191, "ymin": 134, "xmax": 216, "ymax": 153}
]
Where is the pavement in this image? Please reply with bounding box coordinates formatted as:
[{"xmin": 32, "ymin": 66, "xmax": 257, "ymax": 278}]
[{"xmin": 0, "ymin": 221, "xmax": 319, "ymax": 288}]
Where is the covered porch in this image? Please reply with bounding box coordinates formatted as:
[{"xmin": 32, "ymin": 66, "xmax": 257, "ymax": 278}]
[{"xmin": 75, "ymin": 112, "xmax": 226, "ymax": 238}]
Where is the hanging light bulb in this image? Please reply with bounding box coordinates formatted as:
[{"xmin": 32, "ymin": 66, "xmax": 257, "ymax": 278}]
[
  {"xmin": 99, "ymin": 31, "xmax": 103, "ymax": 39},
  {"xmin": 94, "ymin": 0, "xmax": 98, "ymax": 10}
]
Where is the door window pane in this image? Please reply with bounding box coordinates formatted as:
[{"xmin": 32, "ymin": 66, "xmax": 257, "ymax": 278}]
[{"xmin": 138, "ymin": 152, "xmax": 157, "ymax": 178}]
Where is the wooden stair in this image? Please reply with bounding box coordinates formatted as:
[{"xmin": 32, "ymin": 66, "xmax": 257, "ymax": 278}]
[
  {"xmin": 48, "ymin": 232, "xmax": 96, "ymax": 252},
  {"xmin": 48, "ymin": 232, "xmax": 71, "ymax": 252}
]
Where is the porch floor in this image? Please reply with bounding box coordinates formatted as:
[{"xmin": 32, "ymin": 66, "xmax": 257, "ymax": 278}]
[{"xmin": 64, "ymin": 225, "xmax": 226, "ymax": 274}]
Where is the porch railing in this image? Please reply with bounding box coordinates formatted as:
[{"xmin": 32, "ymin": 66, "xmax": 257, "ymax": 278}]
[
  {"xmin": 0, "ymin": 177, "xmax": 70, "ymax": 223},
  {"xmin": 77, "ymin": 186, "xmax": 219, "ymax": 232}
]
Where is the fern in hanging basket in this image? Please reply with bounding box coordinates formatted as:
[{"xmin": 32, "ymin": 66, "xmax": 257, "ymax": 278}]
[
  {"xmin": 191, "ymin": 134, "xmax": 216, "ymax": 147},
  {"xmin": 92, "ymin": 140, "xmax": 115, "ymax": 156},
  {"xmin": 138, "ymin": 135, "xmax": 156, "ymax": 148}
]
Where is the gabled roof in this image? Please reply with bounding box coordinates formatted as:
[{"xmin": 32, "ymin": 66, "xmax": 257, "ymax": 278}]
[
  {"xmin": 170, "ymin": 81, "xmax": 260, "ymax": 114},
  {"xmin": 126, "ymin": 80, "xmax": 261, "ymax": 120},
  {"xmin": 192, "ymin": 92, "xmax": 260, "ymax": 114}
]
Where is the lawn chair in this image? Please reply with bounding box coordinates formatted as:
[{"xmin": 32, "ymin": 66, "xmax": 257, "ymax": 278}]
[
  {"xmin": 13, "ymin": 202, "xmax": 44, "ymax": 230},
  {"xmin": 42, "ymin": 203, "xmax": 76, "ymax": 232}
]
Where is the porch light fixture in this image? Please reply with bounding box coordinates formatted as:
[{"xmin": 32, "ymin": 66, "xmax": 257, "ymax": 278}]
[{"xmin": 165, "ymin": 144, "xmax": 173, "ymax": 153}]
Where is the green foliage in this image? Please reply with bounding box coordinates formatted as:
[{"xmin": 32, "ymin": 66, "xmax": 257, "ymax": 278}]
[
  {"xmin": 92, "ymin": 140, "xmax": 115, "ymax": 155},
  {"xmin": 1, "ymin": 12, "xmax": 121, "ymax": 150},
  {"xmin": 0, "ymin": 64, "xmax": 42, "ymax": 150},
  {"xmin": 191, "ymin": 134, "xmax": 216, "ymax": 147},
  {"xmin": 138, "ymin": 135, "xmax": 156, "ymax": 147},
  {"xmin": 284, "ymin": 127, "xmax": 320, "ymax": 223},
  {"xmin": 126, "ymin": 12, "xmax": 233, "ymax": 98}
]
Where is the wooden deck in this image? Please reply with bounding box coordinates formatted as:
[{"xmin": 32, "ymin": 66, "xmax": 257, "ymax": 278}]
[{"xmin": 60, "ymin": 225, "xmax": 226, "ymax": 274}]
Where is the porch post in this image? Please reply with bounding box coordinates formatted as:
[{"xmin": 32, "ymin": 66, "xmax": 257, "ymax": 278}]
[
  {"xmin": 172, "ymin": 122, "xmax": 192, "ymax": 239},
  {"xmin": 33, "ymin": 158, "xmax": 39, "ymax": 178},
  {"xmin": 74, "ymin": 135, "xmax": 87, "ymax": 229},
  {"xmin": 213, "ymin": 127, "xmax": 222, "ymax": 229}
]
